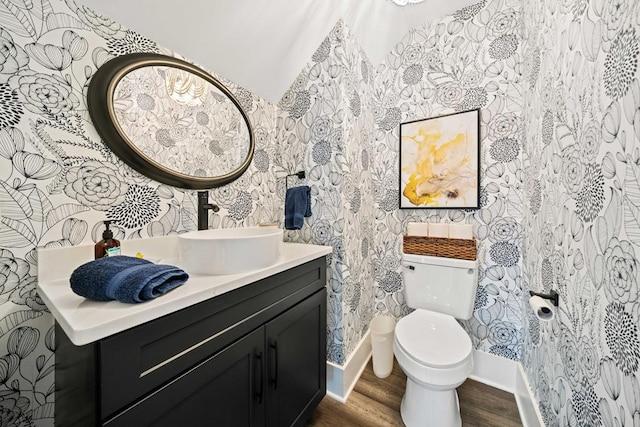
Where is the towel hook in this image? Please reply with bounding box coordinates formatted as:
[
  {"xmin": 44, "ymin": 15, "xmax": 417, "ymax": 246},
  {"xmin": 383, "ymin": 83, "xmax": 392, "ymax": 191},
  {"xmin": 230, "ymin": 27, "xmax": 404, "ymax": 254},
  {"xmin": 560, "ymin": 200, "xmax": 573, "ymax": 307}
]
[{"xmin": 285, "ymin": 171, "xmax": 305, "ymax": 189}]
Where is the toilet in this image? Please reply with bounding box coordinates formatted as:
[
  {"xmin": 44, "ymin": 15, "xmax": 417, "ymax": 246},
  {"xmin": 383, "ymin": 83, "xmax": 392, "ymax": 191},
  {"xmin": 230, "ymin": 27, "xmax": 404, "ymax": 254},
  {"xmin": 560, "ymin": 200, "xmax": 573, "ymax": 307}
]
[{"xmin": 394, "ymin": 253, "xmax": 479, "ymax": 427}]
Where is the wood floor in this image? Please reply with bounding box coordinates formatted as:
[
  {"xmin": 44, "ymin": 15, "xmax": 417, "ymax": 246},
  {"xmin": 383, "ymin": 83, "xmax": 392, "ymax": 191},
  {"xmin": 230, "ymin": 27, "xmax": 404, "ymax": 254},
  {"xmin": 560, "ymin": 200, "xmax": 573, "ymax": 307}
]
[{"xmin": 307, "ymin": 359, "xmax": 522, "ymax": 427}]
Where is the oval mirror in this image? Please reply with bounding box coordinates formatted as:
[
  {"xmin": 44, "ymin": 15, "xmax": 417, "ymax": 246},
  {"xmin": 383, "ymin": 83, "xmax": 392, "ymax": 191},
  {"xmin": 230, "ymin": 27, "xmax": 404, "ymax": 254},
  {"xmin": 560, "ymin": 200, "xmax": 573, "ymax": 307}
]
[{"xmin": 88, "ymin": 53, "xmax": 254, "ymax": 189}]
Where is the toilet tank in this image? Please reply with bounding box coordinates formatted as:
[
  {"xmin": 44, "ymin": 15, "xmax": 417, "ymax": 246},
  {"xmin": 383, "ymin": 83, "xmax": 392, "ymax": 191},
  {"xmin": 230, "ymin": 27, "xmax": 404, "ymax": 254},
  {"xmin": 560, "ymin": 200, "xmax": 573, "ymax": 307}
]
[{"xmin": 401, "ymin": 253, "xmax": 479, "ymax": 320}]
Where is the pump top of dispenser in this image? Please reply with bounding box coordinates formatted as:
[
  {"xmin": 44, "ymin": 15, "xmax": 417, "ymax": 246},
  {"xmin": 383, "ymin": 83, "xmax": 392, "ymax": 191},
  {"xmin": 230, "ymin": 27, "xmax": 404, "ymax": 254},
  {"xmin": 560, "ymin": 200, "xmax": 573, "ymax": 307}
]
[{"xmin": 102, "ymin": 220, "xmax": 114, "ymax": 240}]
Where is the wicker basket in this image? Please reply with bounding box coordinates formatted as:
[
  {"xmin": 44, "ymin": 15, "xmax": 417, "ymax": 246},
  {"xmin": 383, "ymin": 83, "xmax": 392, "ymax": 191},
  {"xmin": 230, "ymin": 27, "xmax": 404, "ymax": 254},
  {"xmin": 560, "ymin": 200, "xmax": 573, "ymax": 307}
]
[{"xmin": 403, "ymin": 235, "xmax": 477, "ymax": 260}]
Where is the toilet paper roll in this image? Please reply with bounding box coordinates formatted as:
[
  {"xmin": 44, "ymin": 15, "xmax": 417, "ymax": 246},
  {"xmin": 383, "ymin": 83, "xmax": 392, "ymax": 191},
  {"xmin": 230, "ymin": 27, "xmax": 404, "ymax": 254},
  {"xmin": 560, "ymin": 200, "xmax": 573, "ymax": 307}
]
[
  {"xmin": 407, "ymin": 222, "xmax": 429, "ymax": 236},
  {"xmin": 448, "ymin": 224, "xmax": 474, "ymax": 239},
  {"xmin": 428, "ymin": 223, "xmax": 449, "ymax": 238},
  {"xmin": 529, "ymin": 296, "xmax": 555, "ymax": 321}
]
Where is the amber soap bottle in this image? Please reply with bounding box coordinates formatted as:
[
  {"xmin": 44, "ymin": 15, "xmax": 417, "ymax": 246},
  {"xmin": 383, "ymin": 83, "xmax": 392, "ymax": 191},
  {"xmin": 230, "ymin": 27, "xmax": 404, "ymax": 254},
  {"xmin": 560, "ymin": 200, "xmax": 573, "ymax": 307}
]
[{"xmin": 94, "ymin": 220, "xmax": 121, "ymax": 259}]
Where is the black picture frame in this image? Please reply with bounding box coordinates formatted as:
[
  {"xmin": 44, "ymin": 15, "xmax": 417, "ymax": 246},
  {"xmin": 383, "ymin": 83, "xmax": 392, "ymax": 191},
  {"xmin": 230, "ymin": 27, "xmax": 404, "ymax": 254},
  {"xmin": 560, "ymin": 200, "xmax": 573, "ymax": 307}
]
[{"xmin": 399, "ymin": 109, "xmax": 480, "ymax": 209}]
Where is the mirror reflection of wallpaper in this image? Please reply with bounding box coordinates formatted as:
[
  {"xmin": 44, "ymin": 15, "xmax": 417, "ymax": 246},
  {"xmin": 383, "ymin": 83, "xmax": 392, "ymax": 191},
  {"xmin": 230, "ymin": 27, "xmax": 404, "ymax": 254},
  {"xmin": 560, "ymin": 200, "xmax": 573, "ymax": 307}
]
[{"xmin": 113, "ymin": 66, "xmax": 251, "ymax": 177}]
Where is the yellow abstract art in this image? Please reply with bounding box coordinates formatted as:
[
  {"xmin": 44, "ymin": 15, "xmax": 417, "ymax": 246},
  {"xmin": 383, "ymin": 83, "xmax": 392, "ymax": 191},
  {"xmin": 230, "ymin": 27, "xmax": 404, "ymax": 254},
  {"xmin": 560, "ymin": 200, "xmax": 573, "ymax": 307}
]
[{"xmin": 400, "ymin": 109, "xmax": 479, "ymax": 208}]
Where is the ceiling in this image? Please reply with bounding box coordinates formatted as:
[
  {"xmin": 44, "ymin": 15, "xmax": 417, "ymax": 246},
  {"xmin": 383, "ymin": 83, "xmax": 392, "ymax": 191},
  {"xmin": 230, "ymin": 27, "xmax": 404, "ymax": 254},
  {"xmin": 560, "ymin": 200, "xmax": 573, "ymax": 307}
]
[{"xmin": 77, "ymin": 0, "xmax": 478, "ymax": 103}]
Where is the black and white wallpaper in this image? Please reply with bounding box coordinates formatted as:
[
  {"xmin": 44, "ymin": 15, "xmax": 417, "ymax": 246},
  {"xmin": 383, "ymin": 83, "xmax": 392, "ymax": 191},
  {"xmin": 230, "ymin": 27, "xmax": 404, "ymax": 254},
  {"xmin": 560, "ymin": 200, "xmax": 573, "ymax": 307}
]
[
  {"xmin": 522, "ymin": 0, "xmax": 640, "ymax": 425},
  {"xmin": 0, "ymin": 0, "xmax": 636, "ymax": 424},
  {"xmin": 0, "ymin": 0, "xmax": 282, "ymax": 424},
  {"xmin": 277, "ymin": 22, "xmax": 377, "ymax": 363},
  {"xmin": 373, "ymin": 0, "xmax": 525, "ymax": 360},
  {"xmin": 0, "ymin": 1, "xmax": 377, "ymax": 422}
]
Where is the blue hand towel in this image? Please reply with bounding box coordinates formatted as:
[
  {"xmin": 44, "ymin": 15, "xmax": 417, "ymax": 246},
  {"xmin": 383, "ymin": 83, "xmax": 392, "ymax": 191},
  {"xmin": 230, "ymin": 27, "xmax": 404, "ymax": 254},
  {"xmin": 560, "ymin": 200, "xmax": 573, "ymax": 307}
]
[
  {"xmin": 70, "ymin": 256, "xmax": 188, "ymax": 304},
  {"xmin": 285, "ymin": 185, "xmax": 311, "ymax": 230}
]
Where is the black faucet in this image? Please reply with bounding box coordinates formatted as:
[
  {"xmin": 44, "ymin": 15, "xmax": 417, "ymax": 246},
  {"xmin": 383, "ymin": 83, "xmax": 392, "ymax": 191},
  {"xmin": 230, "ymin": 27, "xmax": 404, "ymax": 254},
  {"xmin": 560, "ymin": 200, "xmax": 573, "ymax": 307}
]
[{"xmin": 197, "ymin": 191, "xmax": 220, "ymax": 230}]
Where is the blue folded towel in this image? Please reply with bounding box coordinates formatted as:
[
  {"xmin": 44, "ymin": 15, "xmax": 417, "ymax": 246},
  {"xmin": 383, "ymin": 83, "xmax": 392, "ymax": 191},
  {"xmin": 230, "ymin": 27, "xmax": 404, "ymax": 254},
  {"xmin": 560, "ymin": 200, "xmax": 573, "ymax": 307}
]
[
  {"xmin": 285, "ymin": 185, "xmax": 312, "ymax": 230},
  {"xmin": 70, "ymin": 256, "xmax": 188, "ymax": 304}
]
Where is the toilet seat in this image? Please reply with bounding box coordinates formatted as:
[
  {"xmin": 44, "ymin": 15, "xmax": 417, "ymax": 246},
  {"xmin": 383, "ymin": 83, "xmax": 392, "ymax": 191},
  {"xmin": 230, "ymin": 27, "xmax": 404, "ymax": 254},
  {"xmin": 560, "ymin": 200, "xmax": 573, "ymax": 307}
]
[{"xmin": 395, "ymin": 309, "xmax": 472, "ymax": 368}]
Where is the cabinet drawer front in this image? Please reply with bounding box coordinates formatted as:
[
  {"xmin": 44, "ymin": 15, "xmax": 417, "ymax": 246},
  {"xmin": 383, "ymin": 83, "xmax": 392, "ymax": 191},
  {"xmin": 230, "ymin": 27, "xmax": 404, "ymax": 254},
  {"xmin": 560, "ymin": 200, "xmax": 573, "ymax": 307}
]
[{"xmin": 100, "ymin": 258, "xmax": 325, "ymax": 419}]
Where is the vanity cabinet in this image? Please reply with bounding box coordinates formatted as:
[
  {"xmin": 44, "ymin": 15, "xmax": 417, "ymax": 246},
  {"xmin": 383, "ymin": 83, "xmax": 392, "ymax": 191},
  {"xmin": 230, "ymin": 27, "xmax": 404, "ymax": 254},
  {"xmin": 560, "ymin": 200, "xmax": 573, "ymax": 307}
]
[{"xmin": 55, "ymin": 257, "xmax": 327, "ymax": 427}]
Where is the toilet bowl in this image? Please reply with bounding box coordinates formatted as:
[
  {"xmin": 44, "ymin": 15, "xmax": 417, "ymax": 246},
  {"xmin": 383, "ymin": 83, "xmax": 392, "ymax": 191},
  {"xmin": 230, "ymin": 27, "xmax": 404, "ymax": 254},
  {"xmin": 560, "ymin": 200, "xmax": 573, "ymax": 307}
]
[
  {"xmin": 393, "ymin": 309, "xmax": 473, "ymax": 427},
  {"xmin": 395, "ymin": 253, "xmax": 479, "ymax": 426}
]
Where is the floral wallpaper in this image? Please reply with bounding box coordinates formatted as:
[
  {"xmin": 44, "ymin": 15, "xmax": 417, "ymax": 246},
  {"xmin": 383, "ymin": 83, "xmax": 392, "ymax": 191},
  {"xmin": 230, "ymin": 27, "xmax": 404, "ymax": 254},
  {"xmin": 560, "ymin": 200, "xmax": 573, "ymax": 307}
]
[
  {"xmin": 276, "ymin": 22, "xmax": 376, "ymax": 363},
  {"xmin": 521, "ymin": 0, "xmax": 640, "ymax": 425},
  {"xmin": 0, "ymin": 0, "xmax": 281, "ymax": 425},
  {"xmin": 113, "ymin": 65, "xmax": 252, "ymax": 178},
  {"xmin": 0, "ymin": 1, "xmax": 378, "ymax": 423},
  {"xmin": 2, "ymin": 0, "xmax": 635, "ymax": 424},
  {"xmin": 372, "ymin": 0, "xmax": 526, "ymax": 360}
]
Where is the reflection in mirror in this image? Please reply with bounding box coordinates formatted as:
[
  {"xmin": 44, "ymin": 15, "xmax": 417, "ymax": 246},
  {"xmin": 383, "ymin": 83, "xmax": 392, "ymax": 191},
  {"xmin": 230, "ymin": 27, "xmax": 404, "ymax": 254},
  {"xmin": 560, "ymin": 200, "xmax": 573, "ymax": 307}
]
[{"xmin": 88, "ymin": 53, "xmax": 254, "ymax": 189}]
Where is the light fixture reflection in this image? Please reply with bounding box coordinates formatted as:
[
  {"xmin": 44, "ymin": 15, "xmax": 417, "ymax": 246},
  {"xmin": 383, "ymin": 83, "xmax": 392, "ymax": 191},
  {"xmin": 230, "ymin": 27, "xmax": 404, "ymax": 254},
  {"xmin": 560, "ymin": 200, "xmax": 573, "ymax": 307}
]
[{"xmin": 164, "ymin": 68, "xmax": 208, "ymax": 106}]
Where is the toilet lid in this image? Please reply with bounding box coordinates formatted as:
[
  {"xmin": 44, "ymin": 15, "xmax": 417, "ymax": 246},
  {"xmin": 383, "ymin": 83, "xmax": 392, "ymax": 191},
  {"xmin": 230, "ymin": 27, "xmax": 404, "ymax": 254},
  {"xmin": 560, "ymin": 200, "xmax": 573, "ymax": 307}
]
[{"xmin": 395, "ymin": 310, "xmax": 472, "ymax": 368}]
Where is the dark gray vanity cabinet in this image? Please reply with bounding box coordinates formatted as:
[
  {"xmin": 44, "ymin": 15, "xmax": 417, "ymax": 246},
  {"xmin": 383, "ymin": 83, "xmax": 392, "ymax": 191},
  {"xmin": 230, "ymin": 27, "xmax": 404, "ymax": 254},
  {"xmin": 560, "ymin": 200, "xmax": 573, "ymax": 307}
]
[{"xmin": 55, "ymin": 257, "xmax": 327, "ymax": 427}]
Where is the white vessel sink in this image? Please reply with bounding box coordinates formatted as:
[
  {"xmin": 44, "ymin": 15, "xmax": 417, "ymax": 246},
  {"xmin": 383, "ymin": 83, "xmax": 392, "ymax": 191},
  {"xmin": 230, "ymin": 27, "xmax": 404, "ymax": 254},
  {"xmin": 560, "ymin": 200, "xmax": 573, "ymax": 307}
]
[{"xmin": 179, "ymin": 227, "xmax": 283, "ymax": 275}]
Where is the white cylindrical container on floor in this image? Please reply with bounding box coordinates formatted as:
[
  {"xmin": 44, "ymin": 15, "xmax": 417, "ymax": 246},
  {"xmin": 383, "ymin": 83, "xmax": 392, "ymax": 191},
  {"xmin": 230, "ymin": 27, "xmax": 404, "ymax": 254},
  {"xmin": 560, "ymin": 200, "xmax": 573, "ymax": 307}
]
[{"xmin": 370, "ymin": 315, "xmax": 397, "ymax": 378}]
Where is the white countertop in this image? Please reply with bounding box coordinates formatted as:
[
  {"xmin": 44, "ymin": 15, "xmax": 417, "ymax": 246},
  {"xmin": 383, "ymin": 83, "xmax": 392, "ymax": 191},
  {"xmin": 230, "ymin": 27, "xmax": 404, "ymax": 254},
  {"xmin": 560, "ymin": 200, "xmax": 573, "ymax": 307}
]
[{"xmin": 37, "ymin": 236, "xmax": 331, "ymax": 346}]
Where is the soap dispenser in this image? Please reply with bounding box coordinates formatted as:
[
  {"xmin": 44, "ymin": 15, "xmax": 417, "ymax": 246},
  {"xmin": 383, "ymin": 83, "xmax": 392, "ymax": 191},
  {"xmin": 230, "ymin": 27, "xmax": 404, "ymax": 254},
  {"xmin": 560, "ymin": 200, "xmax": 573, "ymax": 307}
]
[{"xmin": 95, "ymin": 220, "xmax": 121, "ymax": 259}]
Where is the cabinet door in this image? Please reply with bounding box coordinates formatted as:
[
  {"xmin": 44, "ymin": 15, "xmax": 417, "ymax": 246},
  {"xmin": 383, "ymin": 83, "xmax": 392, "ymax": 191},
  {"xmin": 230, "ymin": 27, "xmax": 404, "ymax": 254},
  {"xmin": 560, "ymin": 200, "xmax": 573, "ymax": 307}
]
[
  {"xmin": 104, "ymin": 327, "xmax": 266, "ymax": 427},
  {"xmin": 265, "ymin": 289, "xmax": 326, "ymax": 427}
]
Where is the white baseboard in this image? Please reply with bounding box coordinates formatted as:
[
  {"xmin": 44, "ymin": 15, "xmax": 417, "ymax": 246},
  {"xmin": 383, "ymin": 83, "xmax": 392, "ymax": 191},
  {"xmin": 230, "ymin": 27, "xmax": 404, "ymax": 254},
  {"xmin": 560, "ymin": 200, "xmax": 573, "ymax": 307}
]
[
  {"xmin": 468, "ymin": 350, "xmax": 544, "ymax": 426},
  {"xmin": 326, "ymin": 330, "xmax": 372, "ymax": 403},
  {"xmin": 325, "ymin": 342, "xmax": 544, "ymax": 427},
  {"xmin": 515, "ymin": 363, "xmax": 544, "ymax": 427},
  {"xmin": 468, "ymin": 349, "xmax": 517, "ymax": 393}
]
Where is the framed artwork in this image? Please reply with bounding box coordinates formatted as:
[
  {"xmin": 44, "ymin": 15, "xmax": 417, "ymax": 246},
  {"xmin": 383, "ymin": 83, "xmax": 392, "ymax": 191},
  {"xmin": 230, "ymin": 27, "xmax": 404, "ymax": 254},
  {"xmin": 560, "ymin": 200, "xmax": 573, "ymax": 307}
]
[{"xmin": 399, "ymin": 109, "xmax": 480, "ymax": 209}]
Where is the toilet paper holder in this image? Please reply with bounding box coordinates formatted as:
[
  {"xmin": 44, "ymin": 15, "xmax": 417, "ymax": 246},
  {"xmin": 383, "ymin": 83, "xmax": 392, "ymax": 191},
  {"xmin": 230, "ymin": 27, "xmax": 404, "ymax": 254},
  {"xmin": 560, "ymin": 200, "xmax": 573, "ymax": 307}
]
[{"xmin": 528, "ymin": 290, "xmax": 559, "ymax": 307}]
